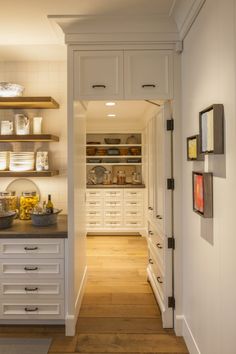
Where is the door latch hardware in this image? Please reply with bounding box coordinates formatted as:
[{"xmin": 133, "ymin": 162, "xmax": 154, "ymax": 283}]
[
  {"xmin": 166, "ymin": 119, "xmax": 174, "ymax": 131},
  {"xmin": 168, "ymin": 296, "xmax": 175, "ymax": 309},
  {"xmin": 168, "ymin": 237, "xmax": 175, "ymax": 250},
  {"xmin": 167, "ymin": 178, "xmax": 175, "ymax": 190}
]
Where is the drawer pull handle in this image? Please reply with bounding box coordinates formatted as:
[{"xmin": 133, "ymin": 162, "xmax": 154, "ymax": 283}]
[
  {"xmin": 149, "ymin": 258, "xmax": 153, "ymax": 264},
  {"xmin": 24, "ymin": 247, "xmax": 38, "ymax": 251},
  {"xmin": 130, "ymin": 202, "xmax": 137, "ymax": 205},
  {"xmin": 156, "ymin": 243, "xmax": 163, "ymax": 249},
  {"xmin": 89, "ymin": 212, "xmax": 97, "ymax": 214},
  {"xmin": 148, "ymin": 231, "xmax": 154, "ymax": 235},
  {"xmin": 157, "ymin": 276, "xmax": 163, "ymax": 284},
  {"xmin": 25, "ymin": 287, "xmax": 38, "ymax": 292},
  {"xmin": 89, "ymin": 202, "xmax": 97, "ymax": 205},
  {"xmin": 156, "ymin": 215, "xmax": 163, "ymax": 219},
  {"xmin": 24, "ymin": 266, "xmax": 38, "ymax": 271},
  {"xmin": 148, "ymin": 207, "xmax": 153, "ymax": 210},
  {"xmin": 24, "ymin": 307, "xmax": 38, "ymax": 312},
  {"xmin": 130, "ymin": 212, "xmax": 137, "ymax": 215},
  {"xmin": 130, "ymin": 222, "xmax": 137, "ymax": 224},
  {"xmin": 142, "ymin": 84, "xmax": 156, "ymax": 88},
  {"xmin": 92, "ymin": 84, "xmax": 106, "ymax": 89}
]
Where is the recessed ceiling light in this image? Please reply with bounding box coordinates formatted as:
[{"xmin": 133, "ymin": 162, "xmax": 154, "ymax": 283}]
[
  {"xmin": 105, "ymin": 102, "xmax": 116, "ymax": 106},
  {"xmin": 107, "ymin": 114, "xmax": 116, "ymax": 117}
]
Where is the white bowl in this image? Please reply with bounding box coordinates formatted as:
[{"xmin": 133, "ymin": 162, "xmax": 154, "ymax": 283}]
[{"xmin": 0, "ymin": 82, "xmax": 24, "ymax": 97}]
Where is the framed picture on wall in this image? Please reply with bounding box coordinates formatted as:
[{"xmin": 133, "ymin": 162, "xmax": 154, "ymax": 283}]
[
  {"xmin": 187, "ymin": 135, "xmax": 204, "ymax": 161},
  {"xmin": 192, "ymin": 172, "xmax": 213, "ymax": 218},
  {"xmin": 199, "ymin": 104, "xmax": 224, "ymax": 154}
]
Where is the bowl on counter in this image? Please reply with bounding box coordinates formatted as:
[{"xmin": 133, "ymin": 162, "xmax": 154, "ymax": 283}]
[
  {"xmin": 104, "ymin": 138, "xmax": 121, "ymax": 145},
  {"xmin": 0, "ymin": 211, "xmax": 17, "ymax": 229},
  {"xmin": 30, "ymin": 209, "xmax": 62, "ymax": 227}
]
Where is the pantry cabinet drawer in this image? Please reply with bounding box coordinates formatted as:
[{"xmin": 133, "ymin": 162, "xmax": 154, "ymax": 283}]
[
  {"xmin": 125, "ymin": 210, "xmax": 143, "ymax": 218},
  {"xmin": 1, "ymin": 301, "xmax": 64, "ymax": 319},
  {"xmin": 0, "ymin": 239, "xmax": 64, "ymax": 259},
  {"xmin": 86, "ymin": 190, "xmax": 103, "ymax": 198},
  {"xmin": 87, "ymin": 200, "xmax": 103, "ymax": 208},
  {"xmin": 105, "ymin": 200, "xmax": 122, "ymax": 208},
  {"xmin": 0, "ymin": 259, "xmax": 64, "ymax": 279},
  {"xmin": 125, "ymin": 200, "xmax": 143, "ymax": 208},
  {"xmin": 148, "ymin": 249, "xmax": 164, "ymax": 299},
  {"xmin": 86, "ymin": 210, "xmax": 102, "ymax": 218},
  {"xmin": 124, "ymin": 190, "xmax": 144, "ymax": 200},
  {"xmin": 87, "ymin": 220, "xmax": 103, "ymax": 228},
  {"xmin": 104, "ymin": 210, "xmax": 122, "ymax": 217},
  {"xmin": 124, "ymin": 50, "xmax": 173, "ymax": 99},
  {"xmin": 104, "ymin": 221, "xmax": 122, "ymax": 228},
  {"xmin": 1, "ymin": 279, "xmax": 64, "ymax": 299},
  {"xmin": 124, "ymin": 220, "xmax": 143, "ymax": 228},
  {"xmin": 104, "ymin": 190, "xmax": 123, "ymax": 199},
  {"xmin": 75, "ymin": 50, "xmax": 124, "ymax": 100}
]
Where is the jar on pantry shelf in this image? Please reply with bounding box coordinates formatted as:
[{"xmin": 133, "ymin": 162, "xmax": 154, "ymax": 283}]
[
  {"xmin": 0, "ymin": 191, "xmax": 18, "ymax": 213},
  {"xmin": 117, "ymin": 170, "xmax": 126, "ymax": 185},
  {"xmin": 103, "ymin": 171, "xmax": 112, "ymax": 185},
  {"xmin": 19, "ymin": 191, "xmax": 39, "ymax": 220}
]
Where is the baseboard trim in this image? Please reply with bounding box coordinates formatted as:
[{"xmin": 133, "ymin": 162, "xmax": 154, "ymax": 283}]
[
  {"xmin": 65, "ymin": 265, "xmax": 87, "ymax": 336},
  {"xmin": 177, "ymin": 315, "xmax": 201, "ymax": 354}
]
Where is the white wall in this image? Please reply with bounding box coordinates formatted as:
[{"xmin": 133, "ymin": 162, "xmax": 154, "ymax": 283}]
[
  {"xmin": 181, "ymin": 1, "xmax": 236, "ymax": 353},
  {"xmin": 0, "ymin": 61, "xmax": 67, "ymax": 212}
]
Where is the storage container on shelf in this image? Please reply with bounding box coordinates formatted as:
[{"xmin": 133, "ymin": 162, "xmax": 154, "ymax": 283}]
[{"xmin": 19, "ymin": 191, "xmax": 39, "ymax": 220}]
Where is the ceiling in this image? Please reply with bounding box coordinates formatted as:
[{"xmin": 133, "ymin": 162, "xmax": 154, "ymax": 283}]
[{"xmin": 0, "ymin": 0, "xmax": 177, "ymax": 60}]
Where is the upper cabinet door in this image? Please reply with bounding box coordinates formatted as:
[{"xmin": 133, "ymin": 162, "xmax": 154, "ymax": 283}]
[
  {"xmin": 75, "ymin": 51, "xmax": 124, "ymax": 100},
  {"xmin": 124, "ymin": 50, "xmax": 173, "ymax": 100}
]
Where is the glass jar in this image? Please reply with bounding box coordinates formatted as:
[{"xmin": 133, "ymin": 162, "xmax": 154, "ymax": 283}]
[
  {"xmin": 0, "ymin": 191, "xmax": 18, "ymax": 212},
  {"xmin": 103, "ymin": 171, "xmax": 112, "ymax": 185},
  {"xmin": 20, "ymin": 191, "xmax": 39, "ymax": 220},
  {"xmin": 117, "ymin": 170, "xmax": 126, "ymax": 185},
  {"xmin": 88, "ymin": 170, "xmax": 97, "ymax": 185},
  {"xmin": 132, "ymin": 172, "xmax": 142, "ymax": 185}
]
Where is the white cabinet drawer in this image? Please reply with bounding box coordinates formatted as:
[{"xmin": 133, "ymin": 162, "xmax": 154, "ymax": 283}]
[
  {"xmin": 0, "ymin": 239, "xmax": 64, "ymax": 259},
  {"xmin": 125, "ymin": 200, "xmax": 143, "ymax": 208},
  {"xmin": 87, "ymin": 221, "xmax": 103, "ymax": 228},
  {"xmin": 87, "ymin": 200, "xmax": 103, "ymax": 208},
  {"xmin": 148, "ymin": 249, "xmax": 164, "ymax": 299},
  {"xmin": 104, "ymin": 221, "xmax": 122, "ymax": 228},
  {"xmin": 124, "ymin": 220, "xmax": 143, "ymax": 228},
  {"xmin": 125, "ymin": 210, "xmax": 143, "ymax": 218},
  {"xmin": 104, "ymin": 190, "xmax": 123, "ymax": 199},
  {"xmin": 87, "ymin": 210, "xmax": 102, "ymax": 217},
  {"xmin": 0, "ymin": 259, "xmax": 64, "ymax": 279},
  {"xmin": 105, "ymin": 200, "xmax": 122, "ymax": 208},
  {"xmin": 75, "ymin": 50, "xmax": 124, "ymax": 100},
  {"xmin": 104, "ymin": 210, "xmax": 122, "ymax": 217},
  {"xmin": 124, "ymin": 190, "xmax": 144, "ymax": 199},
  {"xmin": 86, "ymin": 190, "xmax": 103, "ymax": 198},
  {"xmin": 1, "ymin": 301, "xmax": 64, "ymax": 319},
  {"xmin": 1, "ymin": 279, "xmax": 64, "ymax": 299}
]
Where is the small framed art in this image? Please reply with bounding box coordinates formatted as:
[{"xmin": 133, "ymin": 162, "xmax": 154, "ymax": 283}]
[
  {"xmin": 199, "ymin": 104, "xmax": 224, "ymax": 154},
  {"xmin": 187, "ymin": 135, "xmax": 204, "ymax": 161},
  {"xmin": 192, "ymin": 172, "xmax": 213, "ymax": 218}
]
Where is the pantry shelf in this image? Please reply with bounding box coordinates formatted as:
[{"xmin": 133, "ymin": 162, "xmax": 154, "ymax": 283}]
[
  {"xmin": 86, "ymin": 163, "xmax": 142, "ymax": 166},
  {"xmin": 0, "ymin": 170, "xmax": 59, "ymax": 177},
  {"xmin": 86, "ymin": 144, "xmax": 142, "ymax": 147},
  {"xmin": 0, "ymin": 134, "xmax": 59, "ymax": 142},
  {"xmin": 87, "ymin": 155, "xmax": 142, "ymax": 158},
  {"xmin": 0, "ymin": 97, "xmax": 59, "ymax": 109}
]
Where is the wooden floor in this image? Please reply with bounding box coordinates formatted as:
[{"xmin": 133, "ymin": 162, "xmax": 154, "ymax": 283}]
[{"xmin": 0, "ymin": 235, "xmax": 188, "ymax": 354}]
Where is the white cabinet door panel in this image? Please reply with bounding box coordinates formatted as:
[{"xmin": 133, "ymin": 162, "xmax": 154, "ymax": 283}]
[
  {"xmin": 124, "ymin": 50, "xmax": 173, "ymax": 99},
  {"xmin": 75, "ymin": 51, "xmax": 124, "ymax": 100}
]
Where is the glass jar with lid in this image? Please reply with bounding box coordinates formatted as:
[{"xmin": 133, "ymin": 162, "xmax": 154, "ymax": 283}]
[
  {"xmin": 117, "ymin": 170, "xmax": 126, "ymax": 185},
  {"xmin": 20, "ymin": 191, "xmax": 39, "ymax": 220},
  {"xmin": 103, "ymin": 171, "xmax": 112, "ymax": 185},
  {"xmin": 0, "ymin": 191, "xmax": 18, "ymax": 213}
]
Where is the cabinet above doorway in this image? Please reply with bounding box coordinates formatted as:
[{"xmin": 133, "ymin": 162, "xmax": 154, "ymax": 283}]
[{"xmin": 74, "ymin": 50, "xmax": 173, "ymax": 100}]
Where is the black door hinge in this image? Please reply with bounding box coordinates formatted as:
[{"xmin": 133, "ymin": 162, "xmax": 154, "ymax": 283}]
[
  {"xmin": 167, "ymin": 178, "xmax": 175, "ymax": 190},
  {"xmin": 168, "ymin": 296, "xmax": 175, "ymax": 309},
  {"xmin": 168, "ymin": 237, "xmax": 175, "ymax": 250},
  {"xmin": 166, "ymin": 119, "xmax": 174, "ymax": 131}
]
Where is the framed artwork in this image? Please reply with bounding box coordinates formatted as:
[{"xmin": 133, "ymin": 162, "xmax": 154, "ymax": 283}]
[
  {"xmin": 187, "ymin": 135, "xmax": 204, "ymax": 161},
  {"xmin": 199, "ymin": 104, "xmax": 224, "ymax": 154},
  {"xmin": 192, "ymin": 172, "xmax": 213, "ymax": 218}
]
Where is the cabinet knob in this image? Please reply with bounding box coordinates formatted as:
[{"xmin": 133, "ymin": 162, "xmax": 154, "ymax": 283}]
[
  {"xmin": 156, "ymin": 243, "xmax": 163, "ymax": 249},
  {"xmin": 148, "ymin": 230, "xmax": 154, "ymax": 235},
  {"xmin": 149, "ymin": 258, "xmax": 153, "ymax": 264},
  {"xmin": 24, "ymin": 307, "xmax": 39, "ymax": 312},
  {"xmin": 157, "ymin": 276, "xmax": 163, "ymax": 284},
  {"xmin": 92, "ymin": 84, "xmax": 106, "ymax": 89},
  {"xmin": 148, "ymin": 207, "xmax": 153, "ymax": 211},
  {"xmin": 142, "ymin": 84, "xmax": 156, "ymax": 88},
  {"xmin": 156, "ymin": 215, "xmax": 163, "ymax": 219}
]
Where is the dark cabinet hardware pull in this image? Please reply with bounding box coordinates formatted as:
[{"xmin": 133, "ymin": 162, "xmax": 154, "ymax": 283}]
[
  {"xmin": 24, "ymin": 307, "xmax": 38, "ymax": 312},
  {"xmin": 25, "ymin": 287, "xmax": 38, "ymax": 292},
  {"xmin": 92, "ymin": 84, "xmax": 106, "ymax": 88},
  {"xmin": 24, "ymin": 266, "xmax": 38, "ymax": 271},
  {"xmin": 149, "ymin": 258, "xmax": 153, "ymax": 264},
  {"xmin": 148, "ymin": 231, "xmax": 154, "ymax": 235},
  {"xmin": 157, "ymin": 276, "xmax": 163, "ymax": 284},
  {"xmin": 142, "ymin": 84, "xmax": 156, "ymax": 88},
  {"xmin": 24, "ymin": 246, "xmax": 38, "ymax": 251},
  {"xmin": 156, "ymin": 243, "xmax": 163, "ymax": 249},
  {"xmin": 156, "ymin": 215, "xmax": 163, "ymax": 219},
  {"xmin": 148, "ymin": 207, "xmax": 153, "ymax": 210}
]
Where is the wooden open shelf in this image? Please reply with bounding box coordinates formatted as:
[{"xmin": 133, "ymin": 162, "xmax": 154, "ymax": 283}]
[
  {"xmin": 0, "ymin": 170, "xmax": 59, "ymax": 177},
  {"xmin": 0, "ymin": 97, "xmax": 59, "ymax": 109},
  {"xmin": 0, "ymin": 134, "xmax": 59, "ymax": 142}
]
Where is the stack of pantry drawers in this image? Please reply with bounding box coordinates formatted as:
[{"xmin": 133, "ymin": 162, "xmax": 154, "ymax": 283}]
[
  {"xmin": 86, "ymin": 188, "xmax": 144, "ymax": 231},
  {"xmin": 0, "ymin": 238, "xmax": 64, "ymax": 320}
]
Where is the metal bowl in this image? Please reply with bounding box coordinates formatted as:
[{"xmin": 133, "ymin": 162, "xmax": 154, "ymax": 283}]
[
  {"xmin": 30, "ymin": 209, "xmax": 62, "ymax": 227},
  {"xmin": 0, "ymin": 211, "xmax": 17, "ymax": 229},
  {"xmin": 104, "ymin": 138, "xmax": 121, "ymax": 145}
]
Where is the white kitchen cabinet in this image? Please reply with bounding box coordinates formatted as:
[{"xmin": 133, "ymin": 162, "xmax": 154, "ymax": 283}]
[
  {"xmin": 0, "ymin": 238, "xmax": 65, "ymax": 322},
  {"xmin": 86, "ymin": 188, "xmax": 145, "ymax": 234},
  {"xmin": 124, "ymin": 50, "xmax": 173, "ymax": 99},
  {"xmin": 75, "ymin": 50, "xmax": 173, "ymax": 100},
  {"xmin": 74, "ymin": 50, "xmax": 124, "ymax": 100}
]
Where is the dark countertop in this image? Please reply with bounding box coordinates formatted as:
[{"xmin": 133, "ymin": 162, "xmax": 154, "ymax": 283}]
[
  {"xmin": 0, "ymin": 215, "xmax": 68, "ymax": 238},
  {"xmin": 87, "ymin": 184, "xmax": 146, "ymax": 189}
]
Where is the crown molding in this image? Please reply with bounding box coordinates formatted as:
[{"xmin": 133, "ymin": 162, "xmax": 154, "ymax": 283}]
[{"xmin": 171, "ymin": 0, "xmax": 206, "ymax": 40}]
